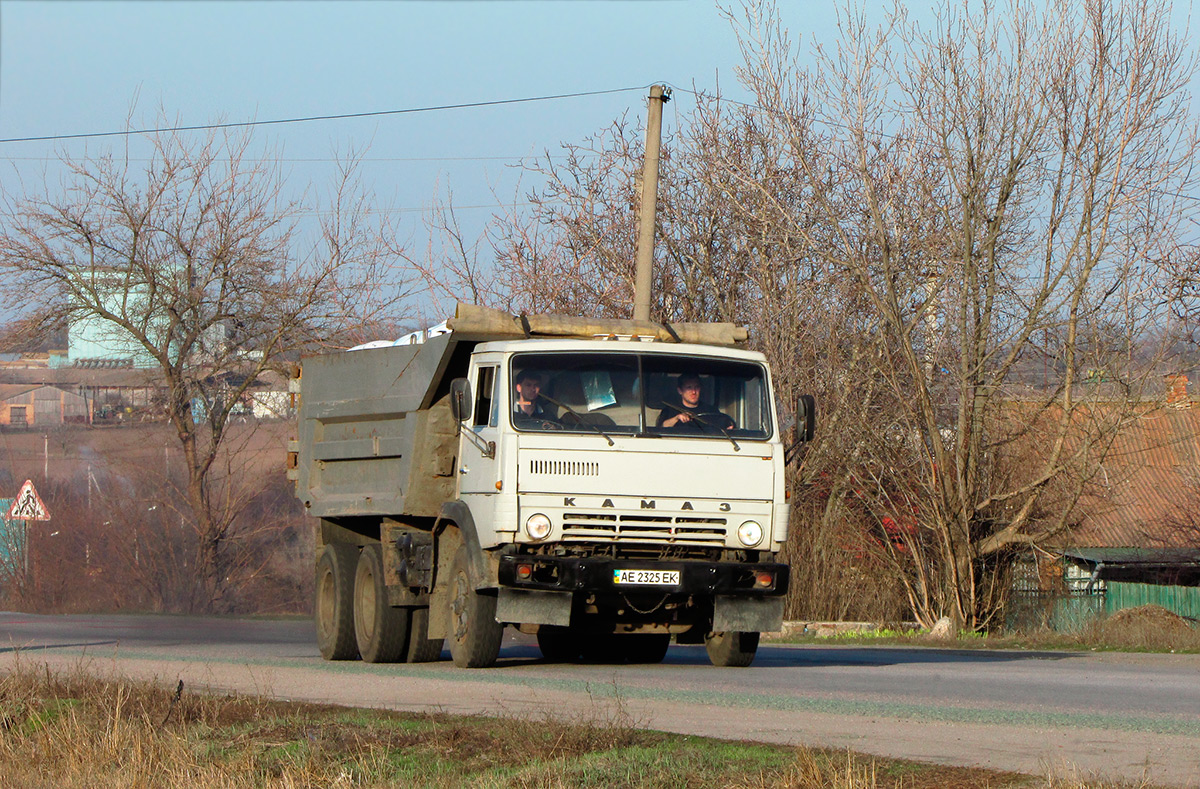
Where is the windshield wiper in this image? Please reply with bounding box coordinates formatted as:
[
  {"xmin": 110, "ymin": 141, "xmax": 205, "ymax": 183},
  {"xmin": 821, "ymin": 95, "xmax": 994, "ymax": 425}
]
[
  {"xmin": 539, "ymin": 393, "xmax": 615, "ymax": 446},
  {"xmin": 658, "ymin": 402, "xmax": 741, "ymax": 452}
]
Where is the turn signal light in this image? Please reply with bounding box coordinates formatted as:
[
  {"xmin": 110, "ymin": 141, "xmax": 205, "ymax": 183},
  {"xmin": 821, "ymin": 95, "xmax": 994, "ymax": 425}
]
[
  {"xmin": 516, "ymin": 563, "xmax": 533, "ymax": 581},
  {"xmin": 754, "ymin": 572, "xmax": 774, "ymax": 589}
]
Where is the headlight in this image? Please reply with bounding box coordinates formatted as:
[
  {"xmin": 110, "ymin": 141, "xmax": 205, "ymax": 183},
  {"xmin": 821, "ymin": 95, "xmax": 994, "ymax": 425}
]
[
  {"xmin": 525, "ymin": 513, "xmax": 552, "ymax": 541},
  {"xmin": 736, "ymin": 520, "xmax": 764, "ymax": 547}
]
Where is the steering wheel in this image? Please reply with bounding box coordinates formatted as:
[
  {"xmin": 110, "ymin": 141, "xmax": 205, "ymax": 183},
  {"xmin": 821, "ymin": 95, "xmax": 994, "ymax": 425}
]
[{"xmin": 685, "ymin": 411, "xmax": 734, "ymax": 433}]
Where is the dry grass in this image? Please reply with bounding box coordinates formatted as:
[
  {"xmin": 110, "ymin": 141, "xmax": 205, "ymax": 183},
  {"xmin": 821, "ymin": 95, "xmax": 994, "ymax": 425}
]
[{"xmin": 0, "ymin": 659, "xmax": 1133, "ymax": 788}]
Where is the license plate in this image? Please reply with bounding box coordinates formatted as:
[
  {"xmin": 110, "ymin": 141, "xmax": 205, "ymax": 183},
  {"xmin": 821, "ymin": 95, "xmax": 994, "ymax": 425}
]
[{"xmin": 613, "ymin": 569, "xmax": 680, "ymax": 586}]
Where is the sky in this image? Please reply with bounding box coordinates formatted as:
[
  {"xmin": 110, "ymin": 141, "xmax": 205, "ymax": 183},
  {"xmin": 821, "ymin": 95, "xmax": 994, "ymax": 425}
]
[
  {"xmin": 0, "ymin": 1, "xmax": 835, "ymax": 258},
  {"xmin": 0, "ymin": 0, "xmax": 1195, "ymax": 323}
]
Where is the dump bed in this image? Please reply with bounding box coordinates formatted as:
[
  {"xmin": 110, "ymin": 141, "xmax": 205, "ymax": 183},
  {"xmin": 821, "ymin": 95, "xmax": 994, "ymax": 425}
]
[{"xmin": 293, "ymin": 333, "xmax": 464, "ymax": 519}]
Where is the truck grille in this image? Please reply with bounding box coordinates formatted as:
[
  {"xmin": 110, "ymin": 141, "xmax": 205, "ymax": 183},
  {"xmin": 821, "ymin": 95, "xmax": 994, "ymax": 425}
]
[
  {"xmin": 529, "ymin": 459, "xmax": 600, "ymax": 477},
  {"xmin": 562, "ymin": 512, "xmax": 727, "ymax": 546}
]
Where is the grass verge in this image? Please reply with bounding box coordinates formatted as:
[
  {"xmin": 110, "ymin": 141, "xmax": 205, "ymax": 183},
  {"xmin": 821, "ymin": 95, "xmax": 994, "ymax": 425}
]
[{"xmin": 0, "ymin": 659, "xmax": 1150, "ymax": 788}]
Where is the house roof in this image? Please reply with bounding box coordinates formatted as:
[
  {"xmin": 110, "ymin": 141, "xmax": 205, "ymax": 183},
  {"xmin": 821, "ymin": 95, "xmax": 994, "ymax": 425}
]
[
  {"xmin": 0, "ymin": 384, "xmax": 42, "ymax": 401},
  {"xmin": 0, "ymin": 383, "xmax": 88, "ymax": 403},
  {"xmin": 0, "ymin": 367, "xmax": 164, "ymax": 388},
  {"xmin": 0, "ymin": 364, "xmax": 287, "ymax": 391},
  {"xmin": 1062, "ymin": 547, "xmax": 1200, "ymax": 567},
  {"xmin": 1058, "ymin": 408, "xmax": 1200, "ymax": 550}
]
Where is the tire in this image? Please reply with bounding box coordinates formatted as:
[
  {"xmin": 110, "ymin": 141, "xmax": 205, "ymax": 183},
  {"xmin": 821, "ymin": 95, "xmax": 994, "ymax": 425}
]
[
  {"xmin": 626, "ymin": 633, "xmax": 671, "ymax": 664},
  {"xmin": 536, "ymin": 626, "xmax": 579, "ymax": 662},
  {"xmin": 354, "ymin": 543, "xmax": 409, "ymax": 663},
  {"xmin": 406, "ymin": 606, "xmax": 445, "ymax": 663},
  {"xmin": 315, "ymin": 543, "xmax": 359, "ymax": 661},
  {"xmin": 447, "ymin": 545, "xmax": 504, "ymax": 668},
  {"xmin": 705, "ymin": 630, "xmax": 760, "ymax": 667}
]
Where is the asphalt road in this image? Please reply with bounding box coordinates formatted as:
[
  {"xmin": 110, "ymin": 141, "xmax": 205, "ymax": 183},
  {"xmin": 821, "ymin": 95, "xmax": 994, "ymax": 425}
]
[{"xmin": 3, "ymin": 612, "xmax": 1199, "ymax": 786}]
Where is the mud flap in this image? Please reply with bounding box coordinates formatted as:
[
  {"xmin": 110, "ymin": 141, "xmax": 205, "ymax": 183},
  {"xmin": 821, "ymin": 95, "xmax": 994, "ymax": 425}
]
[
  {"xmin": 496, "ymin": 588, "xmax": 572, "ymax": 627},
  {"xmin": 713, "ymin": 596, "xmax": 784, "ymax": 633}
]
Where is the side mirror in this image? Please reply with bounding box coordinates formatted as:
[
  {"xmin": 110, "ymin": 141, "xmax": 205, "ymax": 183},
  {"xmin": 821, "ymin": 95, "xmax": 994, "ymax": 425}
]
[
  {"xmin": 795, "ymin": 394, "xmax": 816, "ymax": 443},
  {"xmin": 450, "ymin": 378, "xmax": 472, "ymax": 423}
]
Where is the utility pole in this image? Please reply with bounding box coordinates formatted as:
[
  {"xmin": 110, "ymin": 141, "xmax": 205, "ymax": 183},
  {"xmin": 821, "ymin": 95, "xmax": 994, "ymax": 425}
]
[{"xmin": 633, "ymin": 84, "xmax": 670, "ymax": 322}]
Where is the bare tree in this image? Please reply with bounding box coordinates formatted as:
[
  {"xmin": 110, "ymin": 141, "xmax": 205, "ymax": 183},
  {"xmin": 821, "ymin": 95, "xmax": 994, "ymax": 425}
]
[
  {"xmin": 0, "ymin": 127, "xmax": 414, "ymax": 611},
  {"xmin": 718, "ymin": 0, "xmax": 1199, "ymax": 628},
  {"xmin": 424, "ymin": 0, "xmax": 1198, "ymax": 629}
]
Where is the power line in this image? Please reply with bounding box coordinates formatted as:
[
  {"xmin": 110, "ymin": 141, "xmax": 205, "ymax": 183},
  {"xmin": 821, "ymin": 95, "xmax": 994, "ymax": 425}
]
[
  {"xmin": 0, "ymin": 86, "xmax": 649, "ymax": 145},
  {"xmin": 0, "ymin": 153, "xmax": 598, "ymax": 164}
]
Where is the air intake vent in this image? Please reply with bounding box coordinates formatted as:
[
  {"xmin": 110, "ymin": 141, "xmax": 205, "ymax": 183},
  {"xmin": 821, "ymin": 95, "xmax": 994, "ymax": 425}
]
[
  {"xmin": 529, "ymin": 459, "xmax": 600, "ymax": 477},
  {"xmin": 562, "ymin": 513, "xmax": 728, "ymax": 546}
]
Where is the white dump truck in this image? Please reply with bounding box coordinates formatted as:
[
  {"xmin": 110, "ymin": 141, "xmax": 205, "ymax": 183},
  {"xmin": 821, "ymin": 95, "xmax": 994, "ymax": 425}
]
[{"xmin": 289, "ymin": 304, "xmax": 813, "ymax": 668}]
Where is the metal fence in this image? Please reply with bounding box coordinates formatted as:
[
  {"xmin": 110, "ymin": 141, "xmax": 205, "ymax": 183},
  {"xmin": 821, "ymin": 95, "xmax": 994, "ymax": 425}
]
[
  {"xmin": 1106, "ymin": 581, "xmax": 1200, "ymax": 619},
  {"xmin": 1006, "ymin": 556, "xmax": 1200, "ymax": 632},
  {"xmin": 1005, "ymin": 589, "xmax": 1106, "ymax": 633}
]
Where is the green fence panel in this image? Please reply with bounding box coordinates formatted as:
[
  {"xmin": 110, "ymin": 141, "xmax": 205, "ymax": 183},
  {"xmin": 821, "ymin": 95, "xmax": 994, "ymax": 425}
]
[{"xmin": 1106, "ymin": 581, "xmax": 1200, "ymax": 619}]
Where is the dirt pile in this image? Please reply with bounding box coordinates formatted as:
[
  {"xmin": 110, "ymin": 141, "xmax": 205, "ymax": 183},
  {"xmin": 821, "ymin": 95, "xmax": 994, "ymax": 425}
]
[{"xmin": 1092, "ymin": 604, "xmax": 1199, "ymax": 650}]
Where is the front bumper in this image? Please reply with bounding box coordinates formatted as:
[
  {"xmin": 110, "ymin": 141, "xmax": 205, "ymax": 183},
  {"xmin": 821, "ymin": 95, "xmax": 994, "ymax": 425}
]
[{"xmin": 497, "ymin": 554, "xmax": 789, "ymax": 596}]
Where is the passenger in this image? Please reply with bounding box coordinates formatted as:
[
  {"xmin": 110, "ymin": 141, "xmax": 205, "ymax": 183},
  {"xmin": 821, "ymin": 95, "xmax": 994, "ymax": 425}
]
[
  {"xmin": 513, "ymin": 370, "xmax": 558, "ymax": 427},
  {"xmin": 657, "ymin": 374, "xmax": 735, "ymax": 433}
]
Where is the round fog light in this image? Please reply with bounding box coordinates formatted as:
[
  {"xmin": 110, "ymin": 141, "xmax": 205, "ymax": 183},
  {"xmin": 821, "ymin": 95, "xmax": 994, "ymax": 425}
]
[
  {"xmin": 737, "ymin": 520, "xmax": 764, "ymax": 547},
  {"xmin": 525, "ymin": 513, "xmax": 552, "ymax": 541}
]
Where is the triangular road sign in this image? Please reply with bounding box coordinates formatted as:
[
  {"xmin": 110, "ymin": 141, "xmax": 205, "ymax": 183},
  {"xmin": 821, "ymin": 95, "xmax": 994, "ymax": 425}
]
[{"xmin": 8, "ymin": 479, "xmax": 50, "ymax": 521}]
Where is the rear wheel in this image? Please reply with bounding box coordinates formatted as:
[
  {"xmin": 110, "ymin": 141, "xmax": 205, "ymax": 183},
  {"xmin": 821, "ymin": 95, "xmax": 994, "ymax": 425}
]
[
  {"xmin": 447, "ymin": 546, "xmax": 504, "ymax": 668},
  {"xmin": 315, "ymin": 543, "xmax": 359, "ymax": 661},
  {"xmin": 406, "ymin": 606, "xmax": 445, "ymax": 663},
  {"xmin": 536, "ymin": 626, "xmax": 579, "ymax": 662},
  {"xmin": 354, "ymin": 544, "xmax": 408, "ymax": 663},
  {"xmin": 705, "ymin": 630, "xmax": 760, "ymax": 667}
]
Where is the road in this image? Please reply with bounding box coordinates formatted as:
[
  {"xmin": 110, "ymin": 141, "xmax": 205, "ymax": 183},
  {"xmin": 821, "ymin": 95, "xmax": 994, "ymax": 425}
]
[{"xmin": 2, "ymin": 612, "xmax": 1198, "ymax": 787}]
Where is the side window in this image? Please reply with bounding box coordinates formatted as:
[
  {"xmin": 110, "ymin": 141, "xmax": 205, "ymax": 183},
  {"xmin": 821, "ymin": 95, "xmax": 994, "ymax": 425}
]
[{"xmin": 473, "ymin": 366, "xmax": 496, "ymax": 428}]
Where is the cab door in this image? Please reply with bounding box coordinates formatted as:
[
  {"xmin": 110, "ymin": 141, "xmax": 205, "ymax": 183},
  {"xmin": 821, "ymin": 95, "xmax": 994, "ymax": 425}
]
[{"xmin": 458, "ymin": 362, "xmax": 501, "ymax": 527}]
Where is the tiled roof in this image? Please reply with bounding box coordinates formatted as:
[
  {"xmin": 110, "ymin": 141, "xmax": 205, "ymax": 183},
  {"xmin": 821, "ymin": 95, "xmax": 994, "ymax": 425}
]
[{"xmin": 1057, "ymin": 408, "xmax": 1200, "ymax": 550}]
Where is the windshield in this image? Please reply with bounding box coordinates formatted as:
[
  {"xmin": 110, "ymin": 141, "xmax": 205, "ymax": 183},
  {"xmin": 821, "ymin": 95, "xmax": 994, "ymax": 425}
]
[{"xmin": 510, "ymin": 352, "xmax": 773, "ymax": 440}]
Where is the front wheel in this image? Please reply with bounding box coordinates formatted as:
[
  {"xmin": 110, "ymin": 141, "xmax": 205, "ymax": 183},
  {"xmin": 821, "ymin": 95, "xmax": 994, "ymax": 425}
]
[
  {"xmin": 705, "ymin": 631, "xmax": 760, "ymax": 667},
  {"xmin": 448, "ymin": 546, "xmax": 504, "ymax": 668}
]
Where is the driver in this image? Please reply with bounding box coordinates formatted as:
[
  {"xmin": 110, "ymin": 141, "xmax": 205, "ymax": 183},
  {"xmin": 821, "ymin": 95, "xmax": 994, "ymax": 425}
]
[
  {"xmin": 513, "ymin": 370, "xmax": 558, "ymax": 427},
  {"xmin": 657, "ymin": 374, "xmax": 734, "ymax": 432}
]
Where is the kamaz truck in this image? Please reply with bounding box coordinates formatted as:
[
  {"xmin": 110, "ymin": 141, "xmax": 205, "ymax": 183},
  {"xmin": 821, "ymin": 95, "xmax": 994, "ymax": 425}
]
[{"xmin": 289, "ymin": 304, "xmax": 813, "ymax": 668}]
